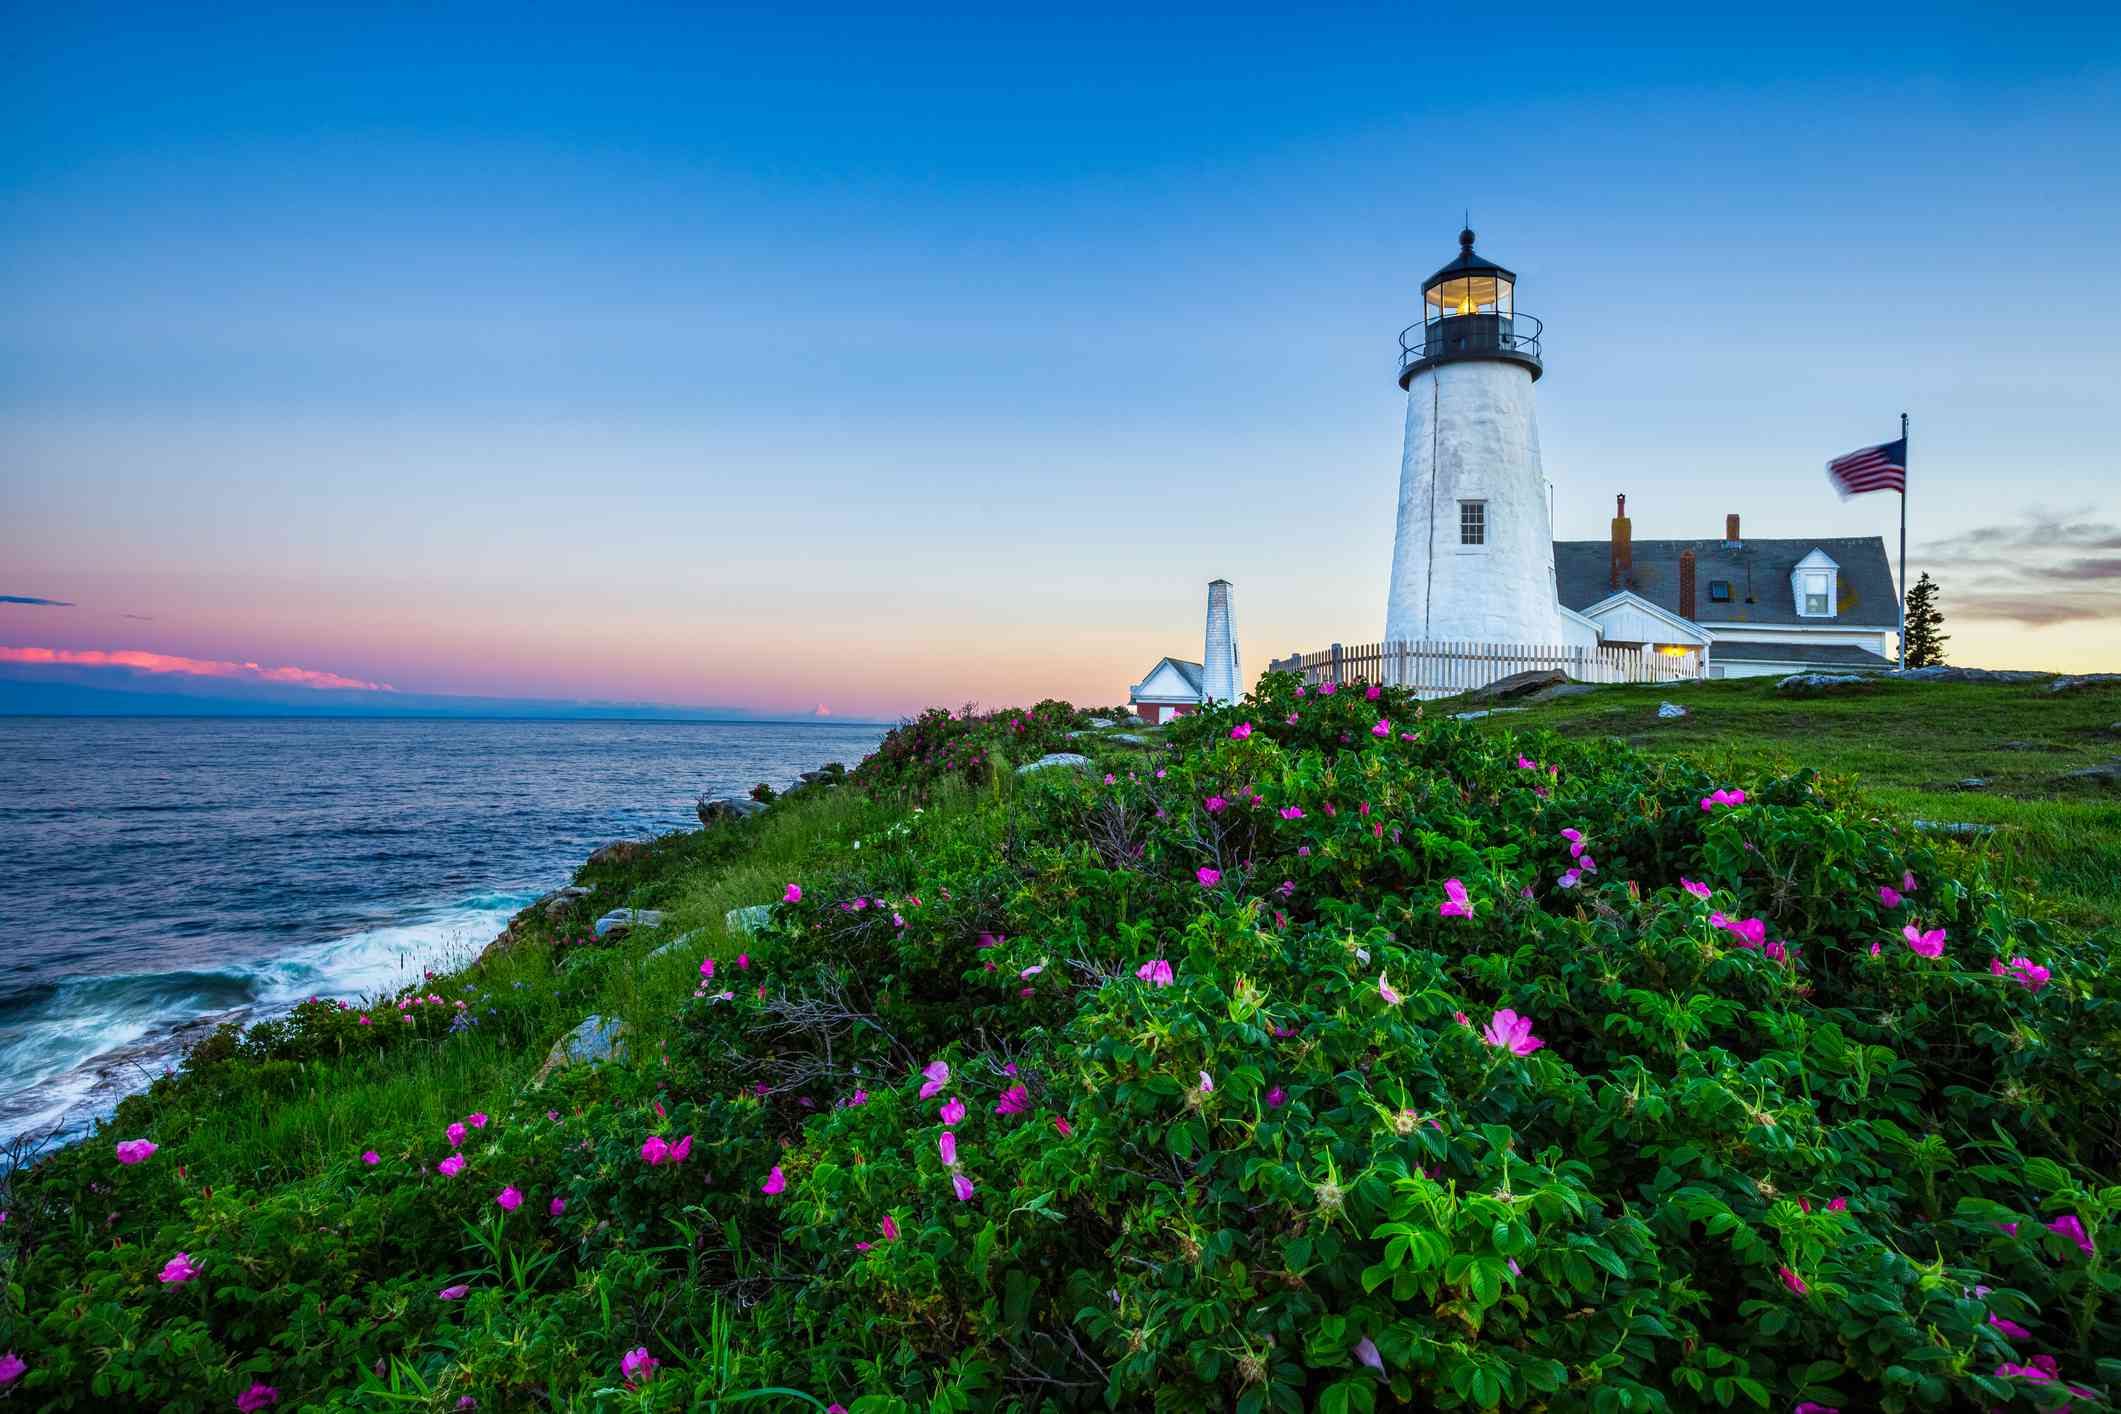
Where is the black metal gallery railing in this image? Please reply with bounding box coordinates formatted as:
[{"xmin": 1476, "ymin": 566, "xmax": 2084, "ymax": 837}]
[{"xmin": 1398, "ymin": 311, "xmax": 1543, "ymax": 382}]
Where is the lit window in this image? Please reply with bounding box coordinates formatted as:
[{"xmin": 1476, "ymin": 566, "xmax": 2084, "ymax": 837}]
[
  {"xmin": 1459, "ymin": 500, "xmax": 1486, "ymax": 546},
  {"xmin": 1804, "ymin": 572, "xmax": 1830, "ymax": 616},
  {"xmin": 1707, "ymin": 580, "xmax": 1732, "ymax": 603}
]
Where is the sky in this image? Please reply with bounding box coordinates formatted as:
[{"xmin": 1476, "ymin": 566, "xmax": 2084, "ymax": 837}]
[{"xmin": 3, "ymin": 1, "xmax": 2118, "ymax": 719}]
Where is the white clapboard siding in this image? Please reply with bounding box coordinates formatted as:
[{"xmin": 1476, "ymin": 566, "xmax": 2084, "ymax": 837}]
[{"xmin": 1266, "ymin": 640, "xmax": 1703, "ymax": 700}]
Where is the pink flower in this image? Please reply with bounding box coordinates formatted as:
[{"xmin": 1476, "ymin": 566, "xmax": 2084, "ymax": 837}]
[
  {"xmin": 893, "ymin": 912, "xmax": 906, "ymax": 928},
  {"xmin": 496, "ymin": 1186, "xmax": 522, "ymax": 1212},
  {"xmin": 1826, "ymin": 1197, "xmax": 1848, "ymax": 1212},
  {"xmin": 2048, "ymin": 1214, "xmax": 2093, "ymax": 1255},
  {"xmin": 1196, "ymin": 866, "xmax": 1222, "ymax": 888},
  {"xmin": 114, "ymin": 1138, "xmax": 157, "ymax": 1165},
  {"xmin": 549, "ymin": 1196, "xmax": 566, "ymax": 1216},
  {"xmin": 235, "ymin": 1383, "xmax": 280, "ymax": 1411},
  {"xmin": 1204, "ymin": 795, "xmax": 1227, "ymax": 813},
  {"xmin": 1902, "ymin": 924, "xmax": 1946, "ymax": 958},
  {"xmin": 468, "ymin": 1112, "xmax": 488, "ymax": 1129},
  {"xmin": 1279, "ymin": 805, "xmax": 1304, "ymax": 820},
  {"xmin": 1453, "ymin": 1010, "xmax": 1471, "ymax": 1026},
  {"xmin": 1482, "ymin": 1009, "xmax": 1544, "ymax": 1056},
  {"xmin": 438, "ymin": 1154, "xmax": 465, "ymax": 1177},
  {"xmin": 439, "ymin": 1284, "xmax": 469, "ymax": 1300},
  {"xmin": 1679, "ymin": 877, "xmax": 1712, "ymax": 899},
  {"xmin": 1319, "ymin": 681, "xmax": 1338, "ymax": 696},
  {"xmin": 159, "ymin": 1252, "xmax": 199, "ymax": 1284},
  {"xmin": 761, "ymin": 1166, "xmax": 787, "ymax": 1196},
  {"xmin": 882, "ymin": 1215, "xmax": 900, "ymax": 1240},
  {"xmin": 951, "ymin": 1172, "xmax": 976, "ymax": 1201},
  {"xmin": 784, "ymin": 883, "xmax": 802, "ymax": 903},
  {"xmin": 1371, "ymin": 718, "xmax": 1391, "ymax": 738},
  {"xmin": 640, "ymin": 1136, "xmax": 669, "ymax": 1165},
  {"xmin": 699, "ymin": 957, "xmax": 715, "ymax": 979},
  {"xmin": 918, "ymin": 1060, "xmax": 950, "ymax": 1099},
  {"xmin": 362, "ymin": 1150, "xmax": 380, "ymax": 1165},
  {"xmin": 1878, "ymin": 884, "xmax": 1902, "ymax": 907},
  {"xmin": 1700, "ymin": 787, "xmax": 1746, "ymax": 810},
  {"xmin": 1366, "ymin": 684, "xmax": 1382, "ymax": 700},
  {"xmin": 358, "ymin": 1014, "xmax": 371, "ymax": 1025},
  {"xmin": 1903, "ymin": 870, "xmax": 1917, "ymax": 891},
  {"xmin": 1052, "ymin": 1116, "xmax": 1073, "ymax": 1138},
  {"xmin": 1266, "ymin": 1086, "xmax": 1287, "ymax": 1108},
  {"xmin": 447, "ymin": 1122, "xmax": 467, "ymax": 1148},
  {"xmin": 1988, "ymin": 1313, "xmax": 2032, "ymax": 1340},
  {"xmin": 1558, "ymin": 869, "xmax": 1581, "ymax": 889},
  {"xmin": 1353, "ymin": 1334, "xmax": 1384, "ymax": 1372},
  {"xmin": 1198, "ymin": 1071, "xmax": 1214, "ymax": 1094},
  {"xmin": 995, "ymin": 1085, "xmax": 1030, "ymax": 1116},
  {"xmin": 1230, "ymin": 723, "xmax": 1252, "ymax": 740},
  {"xmin": 0, "ymin": 1353, "xmax": 22, "ymax": 1387},
  {"xmin": 737, "ymin": 953, "xmax": 750, "ymax": 969},
  {"xmin": 1438, "ymin": 878, "xmax": 1471, "ymax": 919},
  {"xmin": 1018, "ymin": 962, "xmax": 1044, "ymax": 980},
  {"xmin": 1794, "ymin": 1405, "xmax": 1839, "ymax": 1414},
  {"xmin": 1778, "ymin": 1265, "xmax": 1807, "ymax": 1296},
  {"xmin": 2006, "ymin": 957, "xmax": 2052, "ymax": 992},
  {"xmin": 939, "ymin": 1131, "xmax": 958, "ymax": 1165},
  {"xmin": 620, "ymin": 1347, "xmax": 659, "ymax": 1382},
  {"xmin": 939, "ymin": 1096, "xmax": 966, "ymax": 1126}
]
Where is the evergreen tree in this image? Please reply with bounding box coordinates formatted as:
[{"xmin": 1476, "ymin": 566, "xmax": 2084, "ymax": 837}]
[{"xmin": 1902, "ymin": 571, "xmax": 1949, "ymax": 667}]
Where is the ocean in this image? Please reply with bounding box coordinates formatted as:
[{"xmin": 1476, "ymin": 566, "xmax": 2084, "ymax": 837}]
[{"xmin": 0, "ymin": 715, "xmax": 887, "ymax": 1150}]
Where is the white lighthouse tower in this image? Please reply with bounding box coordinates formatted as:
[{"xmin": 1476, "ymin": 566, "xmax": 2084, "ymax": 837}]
[{"xmin": 1383, "ymin": 228, "xmax": 1560, "ymax": 647}]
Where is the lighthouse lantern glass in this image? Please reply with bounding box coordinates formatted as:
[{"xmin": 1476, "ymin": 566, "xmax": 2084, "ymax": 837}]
[{"xmin": 1425, "ymin": 273, "xmax": 1513, "ymax": 324}]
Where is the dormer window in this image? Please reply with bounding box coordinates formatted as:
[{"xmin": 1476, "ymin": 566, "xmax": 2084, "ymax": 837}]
[
  {"xmin": 1707, "ymin": 580, "xmax": 1732, "ymax": 604},
  {"xmin": 1790, "ymin": 548, "xmax": 1840, "ymax": 618}
]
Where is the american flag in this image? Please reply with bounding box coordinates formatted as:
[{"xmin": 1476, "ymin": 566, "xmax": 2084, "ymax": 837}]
[{"xmin": 1826, "ymin": 437, "xmax": 1907, "ymax": 499}]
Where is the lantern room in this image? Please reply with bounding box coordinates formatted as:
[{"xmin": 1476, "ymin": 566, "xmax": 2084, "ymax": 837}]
[{"xmin": 1399, "ymin": 226, "xmax": 1543, "ymax": 387}]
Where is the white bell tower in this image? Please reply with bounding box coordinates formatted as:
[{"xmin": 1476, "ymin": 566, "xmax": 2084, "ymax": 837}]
[{"xmin": 1383, "ymin": 228, "xmax": 1560, "ymax": 647}]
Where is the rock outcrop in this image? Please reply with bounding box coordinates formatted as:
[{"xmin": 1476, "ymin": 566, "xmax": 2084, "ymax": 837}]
[
  {"xmin": 1017, "ymin": 753, "xmax": 1093, "ymax": 774},
  {"xmin": 535, "ymin": 1015, "xmax": 628, "ymax": 1084}
]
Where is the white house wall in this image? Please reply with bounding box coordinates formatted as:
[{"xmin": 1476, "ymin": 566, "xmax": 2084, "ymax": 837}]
[
  {"xmin": 1134, "ymin": 663, "xmax": 1199, "ymax": 701},
  {"xmin": 1585, "ymin": 600, "xmax": 1704, "ymax": 645}
]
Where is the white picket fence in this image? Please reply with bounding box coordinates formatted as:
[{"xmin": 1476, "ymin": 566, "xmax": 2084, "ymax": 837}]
[{"xmin": 1267, "ymin": 639, "xmax": 1705, "ymax": 699}]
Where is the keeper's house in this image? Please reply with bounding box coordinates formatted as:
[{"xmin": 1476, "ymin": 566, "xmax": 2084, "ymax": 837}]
[{"xmin": 1555, "ymin": 504, "xmax": 1898, "ymax": 678}]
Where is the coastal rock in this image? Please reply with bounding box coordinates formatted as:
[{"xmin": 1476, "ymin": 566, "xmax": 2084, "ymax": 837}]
[
  {"xmin": 697, "ymin": 796, "xmax": 768, "ymax": 827},
  {"xmin": 2060, "ymin": 761, "xmax": 2121, "ymax": 783},
  {"xmin": 535, "ymin": 1014, "xmax": 628, "ymax": 1084},
  {"xmin": 1956, "ymin": 778, "xmax": 1990, "ymax": 790},
  {"xmin": 1525, "ymin": 682, "xmax": 1600, "ymax": 702},
  {"xmin": 1450, "ymin": 707, "xmax": 1527, "ymax": 722},
  {"xmin": 725, "ymin": 904, "xmax": 773, "ymax": 937},
  {"xmin": 1087, "ymin": 717, "xmax": 1118, "ymax": 728},
  {"xmin": 1777, "ymin": 672, "xmax": 1873, "ymax": 694},
  {"xmin": 1912, "ymin": 819, "xmax": 1998, "ymax": 836},
  {"xmin": 1017, "ymin": 753, "xmax": 1093, "ymax": 774},
  {"xmin": 1468, "ymin": 669, "xmax": 1566, "ymax": 702},
  {"xmin": 594, "ymin": 908, "xmax": 665, "ymax": 939},
  {"xmin": 1901, "ymin": 666, "xmax": 2052, "ymax": 684},
  {"xmin": 587, "ymin": 840, "xmax": 650, "ymax": 867},
  {"xmin": 1656, "ymin": 702, "xmax": 1688, "ymax": 719},
  {"xmin": 2047, "ymin": 674, "xmax": 2121, "ymax": 694},
  {"xmin": 647, "ymin": 929, "xmax": 703, "ymax": 963},
  {"xmin": 1106, "ymin": 732, "xmax": 1150, "ymax": 744}
]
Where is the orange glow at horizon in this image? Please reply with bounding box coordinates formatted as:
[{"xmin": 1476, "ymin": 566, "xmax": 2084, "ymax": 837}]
[{"xmin": 0, "ymin": 646, "xmax": 396, "ymax": 693}]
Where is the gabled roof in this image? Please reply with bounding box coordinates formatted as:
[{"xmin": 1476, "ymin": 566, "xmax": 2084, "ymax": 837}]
[
  {"xmin": 1554, "ymin": 535, "xmax": 1897, "ymax": 628},
  {"xmin": 1130, "ymin": 657, "xmax": 1204, "ymax": 700},
  {"xmin": 1574, "ymin": 589, "xmax": 1714, "ymax": 645}
]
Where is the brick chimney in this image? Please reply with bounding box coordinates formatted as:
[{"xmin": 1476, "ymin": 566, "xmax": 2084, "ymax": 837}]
[
  {"xmin": 1610, "ymin": 494, "xmax": 1632, "ymax": 589},
  {"xmin": 1678, "ymin": 548, "xmax": 1697, "ymax": 620},
  {"xmin": 1724, "ymin": 513, "xmax": 1741, "ymax": 546}
]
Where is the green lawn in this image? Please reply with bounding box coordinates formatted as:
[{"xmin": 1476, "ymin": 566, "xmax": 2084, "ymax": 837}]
[{"xmin": 1455, "ymin": 674, "xmax": 2121, "ymax": 934}]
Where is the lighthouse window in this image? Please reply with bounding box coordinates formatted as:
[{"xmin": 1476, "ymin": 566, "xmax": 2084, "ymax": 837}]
[{"xmin": 1459, "ymin": 500, "xmax": 1486, "ymax": 545}]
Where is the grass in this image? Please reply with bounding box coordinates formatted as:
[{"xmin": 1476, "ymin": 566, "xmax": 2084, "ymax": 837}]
[{"xmin": 1453, "ymin": 673, "xmax": 2121, "ymax": 933}]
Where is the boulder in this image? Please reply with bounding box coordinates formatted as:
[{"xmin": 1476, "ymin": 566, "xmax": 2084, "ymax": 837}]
[
  {"xmin": 1901, "ymin": 666, "xmax": 2052, "ymax": 684},
  {"xmin": 1468, "ymin": 669, "xmax": 1567, "ymax": 701},
  {"xmin": 1525, "ymin": 683, "xmax": 1600, "ymax": 703},
  {"xmin": 1107, "ymin": 732, "xmax": 1149, "ymax": 744},
  {"xmin": 1450, "ymin": 708, "xmax": 1527, "ymax": 722},
  {"xmin": 535, "ymin": 1015, "xmax": 628, "ymax": 1084},
  {"xmin": 1956, "ymin": 778, "xmax": 1990, "ymax": 790},
  {"xmin": 697, "ymin": 796, "xmax": 768, "ymax": 827},
  {"xmin": 1912, "ymin": 819, "xmax": 1998, "ymax": 836},
  {"xmin": 1017, "ymin": 753, "xmax": 1094, "ymax": 774},
  {"xmin": 587, "ymin": 840, "xmax": 650, "ymax": 867},
  {"xmin": 2047, "ymin": 674, "xmax": 2121, "ymax": 694},
  {"xmin": 2060, "ymin": 761, "xmax": 2121, "ymax": 784},
  {"xmin": 594, "ymin": 907, "xmax": 665, "ymax": 938},
  {"xmin": 647, "ymin": 929, "xmax": 703, "ymax": 963},
  {"xmin": 1087, "ymin": 717, "xmax": 1118, "ymax": 728},
  {"xmin": 1776, "ymin": 673, "xmax": 1874, "ymax": 694},
  {"xmin": 724, "ymin": 904, "xmax": 773, "ymax": 937},
  {"xmin": 1656, "ymin": 702, "xmax": 1688, "ymax": 720}
]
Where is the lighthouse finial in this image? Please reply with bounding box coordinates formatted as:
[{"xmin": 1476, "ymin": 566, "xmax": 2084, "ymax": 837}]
[{"xmin": 1459, "ymin": 217, "xmax": 1475, "ymax": 253}]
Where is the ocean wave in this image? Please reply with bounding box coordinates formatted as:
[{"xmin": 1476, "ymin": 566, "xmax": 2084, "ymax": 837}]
[{"xmin": 0, "ymin": 893, "xmax": 536, "ymax": 1149}]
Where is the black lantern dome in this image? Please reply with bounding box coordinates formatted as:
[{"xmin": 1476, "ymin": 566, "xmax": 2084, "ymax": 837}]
[{"xmin": 1398, "ymin": 226, "xmax": 1543, "ymax": 387}]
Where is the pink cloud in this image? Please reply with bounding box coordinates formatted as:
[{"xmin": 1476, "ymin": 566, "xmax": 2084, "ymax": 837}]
[{"xmin": 0, "ymin": 646, "xmax": 394, "ymax": 692}]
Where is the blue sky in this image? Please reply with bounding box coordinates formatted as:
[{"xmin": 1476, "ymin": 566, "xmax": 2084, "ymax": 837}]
[{"xmin": 3, "ymin": 1, "xmax": 2117, "ymax": 715}]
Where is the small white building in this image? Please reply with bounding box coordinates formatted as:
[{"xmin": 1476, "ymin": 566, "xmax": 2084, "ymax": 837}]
[
  {"xmin": 1128, "ymin": 657, "xmax": 1205, "ymax": 724},
  {"xmin": 1128, "ymin": 579, "xmax": 1241, "ymax": 722}
]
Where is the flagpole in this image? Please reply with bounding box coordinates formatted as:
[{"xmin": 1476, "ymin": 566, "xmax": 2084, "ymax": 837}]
[{"xmin": 1898, "ymin": 411, "xmax": 1909, "ymax": 670}]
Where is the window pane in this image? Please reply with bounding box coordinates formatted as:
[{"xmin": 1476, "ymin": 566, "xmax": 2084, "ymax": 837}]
[{"xmin": 1460, "ymin": 501, "xmax": 1485, "ymax": 545}]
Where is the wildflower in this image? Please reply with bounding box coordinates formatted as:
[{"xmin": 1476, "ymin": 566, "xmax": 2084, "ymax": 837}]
[
  {"xmin": 1279, "ymin": 805, "xmax": 1304, "ymax": 820},
  {"xmin": 761, "ymin": 1166, "xmax": 787, "ymax": 1196},
  {"xmin": 439, "ymin": 1284, "xmax": 469, "ymax": 1300},
  {"xmin": 1052, "ymin": 1116, "xmax": 1073, "ymax": 1138},
  {"xmin": 159, "ymin": 1252, "xmax": 199, "ymax": 1284},
  {"xmin": 1196, "ymin": 866, "xmax": 1222, "ymax": 888},
  {"xmin": 882, "ymin": 1215, "xmax": 900, "ymax": 1240},
  {"xmin": 1826, "ymin": 1197, "xmax": 1848, "ymax": 1212},
  {"xmin": 893, "ymin": 912, "xmax": 906, "ymax": 928},
  {"xmin": 1778, "ymin": 1265, "xmax": 1808, "ymax": 1296},
  {"xmin": 1319, "ymin": 681, "xmax": 1337, "ymax": 695},
  {"xmin": 1204, "ymin": 795, "xmax": 1228, "ymax": 813},
  {"xmin": 1989, "ymin": 1313, "xmax": 2032, "ymax": 1340},
  {"xmin": 700, "ymin": 957, "xmax": 715, "ymax": 979},
  {"xmin": 447, "ymin": 1122, "xmax": 467, "ymax": 1148},
  {"xmin": 1353, "ymin": 1334, "xmax": 1384, "ymax": 1373},
  {"xmin": 1558, "ymin": 870, "xmax": 1581, "ymax": 890},
  {"xmin": 940, "ymin": 1096, "xmax": 966, "ymax": 1126},
  {"xmin": 1700, "ymin": 787, "xmax": 1746, "ymax": 810},
  {"xmin": 1371, "ymin": 718, "xmax": 1391, "ymax": 737},
  {"xmin": 995, "ymin": 1085, "xmax": 1030, "ymax": 1116},
  {"xmin": 784, "ymin": 883, "xmax": 802, "ymax": 903},
  {"xmin": 114, "ymin": 1138, "xmax": 157, "ymax": 1165},
  {"xmin": 918, "ymin": 1060, "xmax": 950, "ymax": 1099},
  {"xmin": 2048, "ymin": 1214, "xmax": 2093, "ymax": 1256},
  {"xmin": 1903, "ymin": 870, "xmax": 1917, "ymax": 891},
  {"xmin": 358, "ymin": 1015, "xmax": 371, "ymax": 1025},
  {"xmin": 1266, "ymin": 1086, "xmax": 1287, "ymax": 1108},
  {"xmin": 2006, "ymin": 957, "xmax": 2052, "ymax": 992},
  {"xmin": 1019, "ymin": 962, "xmax": 1044, "ymax": 979},
  {"xmin": 977, "ymin": 932, "xmax": 1002, "ymax": 948},
  {"xmin": 496, "ymin": 1186, "xmax": 522, "ymax": 1212},
  {"xmin": 0, "ymin": 1354, "xmax": 23, "ymax": 1387},
  {"xmin": 1278, "ymin": 879, "xmax": 1295, "ymax": 898},
  {"xmin": 1878, "ymin": 884, "xmax": 1902, "ymax": 907},
  {"xmin": 1902, "ymin": 924, "xmax": 1946, "ymax": 958},
  {"xmin": 668, "ymin": 1135, "xmax": 692, "ymax": 1163},
  {"xmin": 1794, "ymin": 1405, "xmax": 1840, "ymax": 1414},
  {"xmin": 1482, "ymin": 1009, "xmax": 1545, "ymax": 1056},
  {"xmin": 939, "ymin": 1131, "xmax": 958, "ymax": 1165},
  {"xmin": 438, "ymin": 1154, "xmax": 465, "ymax": 1177},
  {"xmin": 1438, "ymin": 878, "xmax": 1471, "ymax": 919},
  {"xmin": 1198, "ymin": 1071, "xmax": 1214, "ymax": 1093},
  {"xmin": 1453, "ymin": 1010, "xmax": 1471, "ymax": 1026},
  {"xmin": 640, "ymin": 1136, "xmax": 668, "ymax": 1165},
  {"xmin": 235, "ymin": 1384, "xmax": 280, "ymax": 1411},
  {"xmin": 1516, "ymin": 755, "xmax": 1536, "ymax": 769},
  {"xmin": 1378, "ymin": 972, "xmax": 1402, "ymax": 1005},
  {"xmin": 549, "ymin": 1196, "xmax": 566, "ymax": 1216},
  {"xmin": 621, "ymin": 1348, "xmax": 659, "ymax": 1382},
  {"xmin": 737, "ymin": 953, "xmax": 749, "ymax": 969},
  {"xmin": 840, "ymin": 1089, "xmax": 868, "ymax": 1108},
  {"xmin": 951, "ymin": 1172, "xmax": 975, "ymax": 1201},
  {"xmin": 362, "ymin": 1150, "xmax": 380, "ymax": 1165},
  {"xmin": 1230, "ymin": 723, "xmax": 1252, "ymax": 740},
  {"xmin": 1285, "ymin": 712, "xmax": 1300, "ymax": 724}
]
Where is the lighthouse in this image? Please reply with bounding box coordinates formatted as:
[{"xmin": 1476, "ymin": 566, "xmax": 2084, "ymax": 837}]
[{"xmin": 1383, "ymin": 228, "xmax": 1561, "ymax": 647}]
